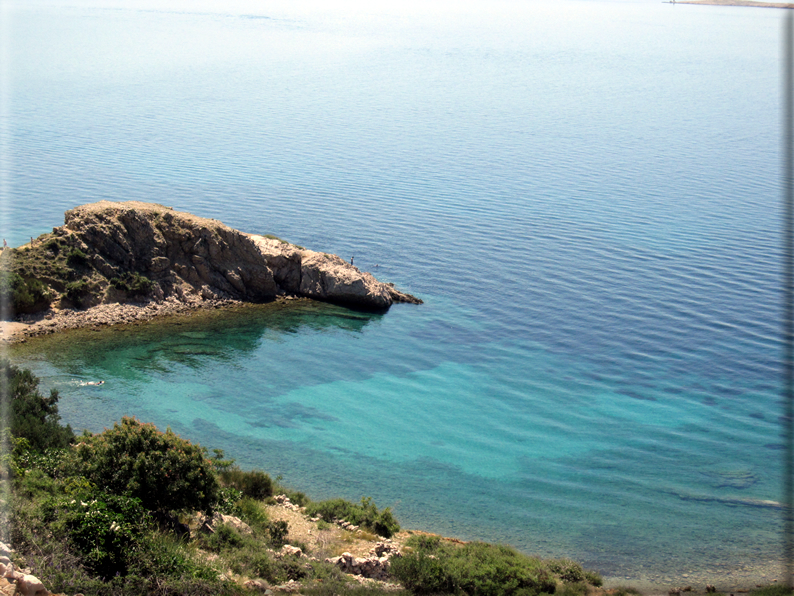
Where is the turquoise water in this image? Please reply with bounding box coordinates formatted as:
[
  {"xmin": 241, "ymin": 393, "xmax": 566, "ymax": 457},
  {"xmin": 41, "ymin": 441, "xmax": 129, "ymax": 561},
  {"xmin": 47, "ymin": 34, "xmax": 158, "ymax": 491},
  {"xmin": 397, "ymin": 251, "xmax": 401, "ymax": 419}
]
[{"xmin": 2, "ymin": 0, "xmax": 785, "ymax": 585}]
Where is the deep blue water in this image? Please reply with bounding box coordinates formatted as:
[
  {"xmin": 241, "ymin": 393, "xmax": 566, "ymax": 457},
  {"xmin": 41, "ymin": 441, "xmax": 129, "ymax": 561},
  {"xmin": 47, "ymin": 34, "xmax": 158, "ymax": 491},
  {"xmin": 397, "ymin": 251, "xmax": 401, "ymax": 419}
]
[{"xmin": 1, "ymin": 0, "xmax": 786, "ymax": 585}]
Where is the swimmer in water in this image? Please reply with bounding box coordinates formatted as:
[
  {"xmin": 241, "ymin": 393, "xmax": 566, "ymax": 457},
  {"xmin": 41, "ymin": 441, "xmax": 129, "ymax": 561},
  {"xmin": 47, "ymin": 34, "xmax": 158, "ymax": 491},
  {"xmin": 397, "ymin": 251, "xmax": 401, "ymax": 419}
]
[{"xmin": 84, "ymin": 380, "xmax": 104, "ymax": 386}]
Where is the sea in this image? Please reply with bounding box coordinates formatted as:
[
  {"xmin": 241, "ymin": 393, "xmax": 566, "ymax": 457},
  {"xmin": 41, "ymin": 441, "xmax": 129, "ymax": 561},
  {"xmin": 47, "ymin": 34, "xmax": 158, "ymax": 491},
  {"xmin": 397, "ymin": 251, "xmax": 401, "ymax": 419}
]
[{"xmin": 0, "ymin": 0, "xmax": 785, "ymax": 587}]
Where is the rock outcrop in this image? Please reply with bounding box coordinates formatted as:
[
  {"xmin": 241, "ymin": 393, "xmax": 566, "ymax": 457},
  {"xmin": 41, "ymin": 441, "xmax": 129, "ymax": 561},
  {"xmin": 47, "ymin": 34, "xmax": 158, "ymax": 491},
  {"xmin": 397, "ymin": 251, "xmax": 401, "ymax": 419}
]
[
  {"xmin": 325, "ymin": 542, "xmax": 402, "ymax": 581},
  {"xmin": 198, "ymin": 512, "xmax": 253, "ymax": 536},
  {"xmin": 33, "ymin": 201, "xmax": 421, "ymax": 311},
  {"xmin": 0, "ymin": 542, "xmax": 53, "ymax": 596}
]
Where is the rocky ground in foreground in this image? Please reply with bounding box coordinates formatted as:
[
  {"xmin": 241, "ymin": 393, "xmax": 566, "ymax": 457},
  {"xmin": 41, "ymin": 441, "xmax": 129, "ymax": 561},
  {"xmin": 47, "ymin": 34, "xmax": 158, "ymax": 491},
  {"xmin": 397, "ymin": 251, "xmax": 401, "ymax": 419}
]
[{"xmin": 6, "ymin": 491, "xmax": 773, "ymax": 596}]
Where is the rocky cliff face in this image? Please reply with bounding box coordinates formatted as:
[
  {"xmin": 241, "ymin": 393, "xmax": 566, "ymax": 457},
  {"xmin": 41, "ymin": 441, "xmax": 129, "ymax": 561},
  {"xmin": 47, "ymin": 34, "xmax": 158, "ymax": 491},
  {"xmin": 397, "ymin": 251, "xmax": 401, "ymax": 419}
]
[{"xmin": 48, "ymin": 201, "xmax": 421, "ymax": 310}]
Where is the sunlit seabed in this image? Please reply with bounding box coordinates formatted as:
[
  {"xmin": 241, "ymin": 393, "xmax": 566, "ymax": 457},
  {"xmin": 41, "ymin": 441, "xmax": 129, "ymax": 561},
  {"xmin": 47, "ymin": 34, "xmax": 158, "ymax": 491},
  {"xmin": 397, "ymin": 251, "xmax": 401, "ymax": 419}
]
[{"xmin": 9, "ymin": 297, "xmax": 783, "ymax": 584}]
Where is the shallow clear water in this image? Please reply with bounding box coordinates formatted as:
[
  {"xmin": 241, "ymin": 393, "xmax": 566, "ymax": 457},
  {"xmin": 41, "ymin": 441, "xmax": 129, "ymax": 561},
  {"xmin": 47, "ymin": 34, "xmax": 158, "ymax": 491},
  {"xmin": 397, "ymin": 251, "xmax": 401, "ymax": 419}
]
[{"xmin": 2, "ymin": 0, "xmax": 785, "ymax": 585}]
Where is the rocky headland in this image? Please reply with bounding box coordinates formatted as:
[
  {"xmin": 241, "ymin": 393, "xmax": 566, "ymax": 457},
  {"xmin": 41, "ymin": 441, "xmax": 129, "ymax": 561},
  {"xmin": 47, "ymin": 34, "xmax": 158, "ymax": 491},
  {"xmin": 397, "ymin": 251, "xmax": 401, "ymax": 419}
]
[{"xmin": 0, "ymin": 201, "xmax": 421, "ymax": 341}]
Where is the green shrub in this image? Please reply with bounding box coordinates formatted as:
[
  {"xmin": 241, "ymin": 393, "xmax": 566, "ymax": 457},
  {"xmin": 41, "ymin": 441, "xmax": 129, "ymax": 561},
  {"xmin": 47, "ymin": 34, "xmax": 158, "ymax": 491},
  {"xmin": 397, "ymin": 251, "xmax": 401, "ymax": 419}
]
[
  {"xmin": 317, "ymin": 519, "xmax": 331, "ymax": 531},
  {"xmin": 76, "ymin": 417, "xmax": 219, "ymax": 514},
  {"xmin": 228, "ymin": 546, "xmax": 307, "ymax": 583},
  {"xmin": 0, "ymin": 271, "xmax": 51, "ymax": 314},
  {"xmin": 391, "ymin": 537, "xmax": 557, "ymax": 596},
  {"xmin": 66, "ymin": 247, "xmax": 89, "ymax": 267},
  {"xmin": 209, "ymin": 448, "xmax": 236, "ymax": 473},
  {"xmin": 51, "ymin": 491, "xmax": 149, "ymax": 578},
  {"xmin": 750, "ymin": 587, "xmax": 794, "ymax": 596},
  {"xmin": 130, "ymin": 531, "xmax": 220, "ymax": 580},
  {"xmin": 13, "ymin": 467, "xmax": 61, "ymax": 499},
  {"xmin": 267, "ymin": 519, "xmax": 289, "ymax": 548},
  {"xmin": 608, "ymin": 588, "xmax": 642, "ymax": 596},
  {"xmin": 583, "ymin": 571, "xmax": 602, "ymax": 587},
  {"xmin": 205, "ymin": 523, "xmax": 244, "ymax": 552},
  {"xmin": 65, "ymin": 279, "xmax": 90, "ymax": 306},
  {"xmin": 0, "ymin": 361, "xmax": 74, "ymax": 452},
  {"xmin": 305, "ymin": 584, "xmax": 406, "ymax": 596},
  {"xmin": 239, "ymin": 497, "xmax": 269, "ymax": 532},
  {"xmin": 110, "ymin": 272, "xmax": 153, "ymax": 297},
  {"xmin": 228, "ymin": 547, "xmax": 278, "ymax": 580},
  {"xmin": 44, "ymin": 239, "xmax": 62, "ymax": 256},
  {"xmin": 547, "ymin": 559, "xmax": 585, "ymax": 583},
  {"xmin": 284, "ymin": 489, "xmax": 310, "ymax": 507},
  {"xmin": 278, "ymin": 555, "xmax": 309, "ymax": 581},
  {"xmin": 555, "ymin": 583, "xmax": 588, "ymax": 596},
  {"xmin": 214, "ymin": 486, "xmax": 243, "ymax": 516},
  {"xmin": 13, "ymin": 446, "xmax": 69, "ymax": 478},
  {"xmin": 220, "ymin": 468, "xmax": 273, "ymax": 500},
  {"xmin": 43, "ymin": 573, "xmax": 245, "ymax": 596},
  {"xmin": 390, "ymin": 538, "xmax": 455, "ymax": 595},
  {"xmin": 305, "ymin": 496, "xmax": 399, "ymax": 538}
]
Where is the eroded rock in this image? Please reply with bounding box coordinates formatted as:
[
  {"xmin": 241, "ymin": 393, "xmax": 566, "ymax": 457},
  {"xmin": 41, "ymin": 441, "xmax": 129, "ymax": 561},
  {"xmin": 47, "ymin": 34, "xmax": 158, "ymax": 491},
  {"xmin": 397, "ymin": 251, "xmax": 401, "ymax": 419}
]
[
  {"xmin": 55, "ymin": 201, "xmax": 421, "ymax": 310},
  {"xmin": 199, "ymin": 513, "xmax": 253, "ymax": 536},
  {"xmin": 325, "ymin": 543, "xmax": 401, "ymax": 581}
]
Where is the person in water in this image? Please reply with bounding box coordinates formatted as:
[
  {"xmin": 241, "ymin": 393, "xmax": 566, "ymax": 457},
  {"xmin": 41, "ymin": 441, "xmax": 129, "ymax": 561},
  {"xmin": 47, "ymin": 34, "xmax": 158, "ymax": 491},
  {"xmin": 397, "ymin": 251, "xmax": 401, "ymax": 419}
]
[{"xmin": 85, "ymin": 380, "xmax": 104, "ymax": 386}]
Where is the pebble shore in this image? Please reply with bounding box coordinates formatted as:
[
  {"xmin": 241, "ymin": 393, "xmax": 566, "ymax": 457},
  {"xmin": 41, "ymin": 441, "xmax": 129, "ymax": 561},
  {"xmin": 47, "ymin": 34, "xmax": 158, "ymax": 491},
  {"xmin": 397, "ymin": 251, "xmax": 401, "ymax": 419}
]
[{"xmin": 0, "ymin": 295, "xmax": 306, "ymax": 344}]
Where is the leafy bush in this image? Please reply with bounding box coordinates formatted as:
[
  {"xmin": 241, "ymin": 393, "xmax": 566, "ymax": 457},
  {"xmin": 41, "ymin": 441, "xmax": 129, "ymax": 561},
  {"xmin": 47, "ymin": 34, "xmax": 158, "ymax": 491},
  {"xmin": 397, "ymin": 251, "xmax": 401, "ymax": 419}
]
[
  {"xmin": 214, "ymin": 486, "xmax": 243, "ymax": 516},
  {"xmin": 284, "ymin": 489, "xmax": 310, "ymax": 507},
  {"xmin": 238, "ymin": 497, "xmax": 269, "ymax": 532},
  {"xmin": 583, "ymin": 570, "xmax": 602, "ymax": 587},
  {"xmin": 247, "ymin": 550, "xmax": 278, "ymax": 580},
  {"xmin": 305, "ymin": 496, "xmax": 399, "ymax": 538},
  {"xmin": 304, "ymin": 583, "xmax": 407, "ymax": 596},
  {"xmin": 130, "ymin": 531, "xmax": 220, "ymax": 580},
  {"xmin": 66, "ymin": 247, "xmax": 89, "ymax": 267},
  {"xmin": 227, "ymin": 546, "xmax": 277, "ymax": 580},
  {"xmin": 555, "ymin": 583, "xmax": 588, "ymax": 596},
  {"xmin": 391, "ymin": 536, "xmax": 557, "ymax": 596},
  {"xmin": 209, "ymin": 448, "xmax": 235, "ymax": 473},
  {"xmin": 608, "ymin": 588, "xmax": 642, "ymax": 596},
  {"xmin": 44, "ymin": 239, "xmax": 62, "ymax": 255},
  {"xmin": 390, "ymin": 536, "xmax": 454, "ymax": 595},
  {"xmin": 65, "ymin": 279, "xmax": 90, "ymax": 307},
  {"xmin": 267, "ymin": 519, "xmax": 289, "ymax": 548},
  {"xmin": 110, "ymin": 272, "xmax": 153, "ymax": 297},
  {"xmin": 0, "ymin": 361, "xmax": 74, "ymax": 452},
  {"xmin": 76, "ymin": 417, "xmax": 219, "ymax": 514},
  {"xmin": 43, "ymin": 573, "xmax": 245, "ymax": 596},
  {"xmin": 205, "ymin": 523, "xmax": 245, "ymax": 552},
  {"xmin": 220, "ymin": 468, "xmax": 273, "ymax": 500},
  {"xmin": 12, "ymin": 478, "xmax": 223, "ymax": 591},
  {"xmin": 13, "ymin": 446, "xmax": 70, "ymax": 479},
  {"xmin": 0, "ymin": 271, "xmax": 51, "ymax": 314},
  {"xmin": 13, "ymin": 466, "xmax": 61, "ymax": 499},
  {"xmin": 750, "ymin": 587, "xmax": 794, "ymax": 596},
  {"xmin": 225, "ymin": 540, "xmax": 322, "ymax": 584},
  {"xmin": 56, "ymin": 492, "xmax": 148, "ymax": 578},
  {"xmin": 278, "ymin": 555, "xmax": 309, "ymax": 582},
  {"xmin": 547, "ymin": 559, "xmax": 585, "ymax": 583}
]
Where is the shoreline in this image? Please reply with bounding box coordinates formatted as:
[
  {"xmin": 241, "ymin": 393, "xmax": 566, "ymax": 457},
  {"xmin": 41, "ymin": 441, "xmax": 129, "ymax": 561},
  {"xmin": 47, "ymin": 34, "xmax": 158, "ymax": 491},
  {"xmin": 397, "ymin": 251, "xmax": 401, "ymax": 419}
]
[
  {"xmin": 0, "ymin": 294, "xmax": 312, "ymax": 344},
  {"xmin": 601, "ymin": 562, "xmax": 785, "ymax": 595},
  {"xmin": 4, "ymin": 303, "xmax": 786, "ymax": 594}
]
